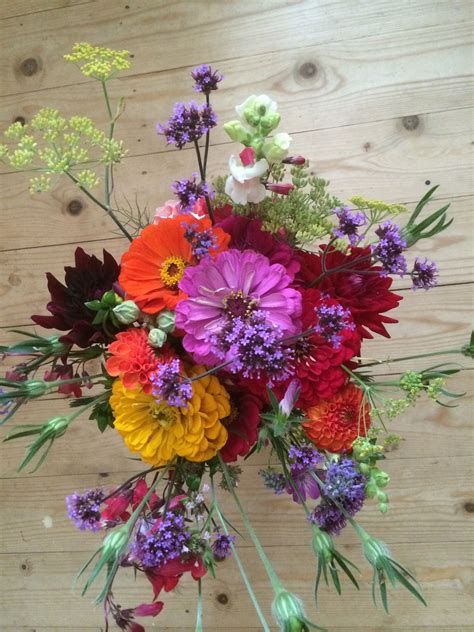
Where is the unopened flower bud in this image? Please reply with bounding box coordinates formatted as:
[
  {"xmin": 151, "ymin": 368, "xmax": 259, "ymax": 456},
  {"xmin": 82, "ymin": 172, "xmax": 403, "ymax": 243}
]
[
  {"xmin": 363, "ymin": 537, "xmax": 390, "ymax": 568},
  {"xmin": 46, "ymin": 415, "xmax": 70, "ymax": 437},
  {"xmin": 102, "ymin": 290, "xmax": 121, "ymax": 307},
  {"xmin": 223, "ymin": 120, "xmax": 252, "ymax": 144},
  {"xmin": 103, "ymin": 526, "xmax": 129, "ymax": 556},
  {"xmin": 272, "ymin": 591, "xmax": 310, "ymax": 632},
  {"xmin": 374, "ymin": 470, "xmax": 390, "ymax": 487},
  {"xmin": 267, "ymin": 183, "xmax": 295, "ymax": 195},
  {"xmin": 282, "ymin": 155, "xmax": 306, "ymax": 165},
  {"xmin": 47, "ymin": 336, "xmax": 69, "ymax": 356},
  {"xmin": 156, "ymin": 309, "xmax": 176, "ymax": 333},
  {"xmin": 312, "ymin": 528, "xmax": 333, "ymax": 563},
  {"xmin": 260, "ymin": 112, "xmax": 281, "ymax": 133},
  {"xmin": 148, "ymin": 328, "xmax": 167, "ymax": 348},
  {"xmin": 112, "ymin": 300, "xmax": 140, "ymax": 325},
  {"xmin": 263, "ymin": 132, "xmax": 292, "ymax": 161},
  {"xmin": 25, "ymin": 380, "xmax": 49, "ymax": 398}
]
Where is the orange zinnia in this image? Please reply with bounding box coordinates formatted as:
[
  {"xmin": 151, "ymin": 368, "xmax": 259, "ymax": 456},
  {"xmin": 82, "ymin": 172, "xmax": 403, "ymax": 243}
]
[
  {"xmin": 119, "ymin": 215, "xmax": 230, "ymax": 314},
  {"xmin": 302, "ymin": 384, "xmax": 370, "ymax": 452}
]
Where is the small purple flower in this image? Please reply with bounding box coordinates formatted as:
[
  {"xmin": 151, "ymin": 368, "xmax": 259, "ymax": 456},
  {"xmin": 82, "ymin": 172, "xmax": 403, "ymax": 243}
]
[
  {"xmin": 183, "ymin": 222, "xmax": 218, "ymax": 260},
  {"xmin": 323, "ymin": 458, "xmax": 366, "ymax": 516},
  {"xmin": 157, "ymin": 101, "xmax": 217, "ymax": 149},
  {"xmin": 259, "ymin": 468, "xmax": 287, "ymax": 495},
  {"xmin": 172, "ymin": 175, "xmax": 211, "ymax": 212},
  {"xmin": 212, "ymin": 533, "xmax": 235, "ymax": 559},
  {"xmin": 215, "ymin": 311, "xmax": 294, "ymax": 384},
  {"xmin": 191, "ymin": 64, "xmax": 223, "ymax": 94},
  {"xmin": 314, "ymin": 301, "xmax": 355, "ymax": 348},
  {"xmin": 150, "ymin": 359, "xmax": 192, "ymax": 408},
  {"xmin": 411, "ymin": 257, "xmax": 438, "ymax": 290},
  {"xmin": 66, "ymin": 488, "xmax": 104, "ymax": 531},
  {"xmin": 131, "ymin": 511, "xmax": 190, "ymax": 569},
  {"xmin": 288, "ymin": 444, "xmax": 323, "ymax": 474},
  {"xmin": 372, "ymin": 221, "xmax": 407, "ymax": 276},
  {"xmin": 332, "ymin": 206, "xmax": 367, "ymax": 246},
  {"xmin": 286, "ymin": 445, "xmax": 323, "ymax": 503},
  {"xmin": 309, "ymin": 502, "xmax": 346, "ymax": 536}
]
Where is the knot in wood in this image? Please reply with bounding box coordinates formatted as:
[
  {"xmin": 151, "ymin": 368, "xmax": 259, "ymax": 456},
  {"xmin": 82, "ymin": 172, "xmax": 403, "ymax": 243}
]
[
  {"xmin": 20, "ymin": 57, "xmax": 39, "ymax": 77},
  {"xmin": 299, "ymin": 61, "xmax": 317, "ymax": 79},
  {"xmin": 402, "ymin": 115, "xmax": 420, "ymax": 131},
  {"xmin": 67, "ymin": 199, "xmax": 84, "ymax": 216}
]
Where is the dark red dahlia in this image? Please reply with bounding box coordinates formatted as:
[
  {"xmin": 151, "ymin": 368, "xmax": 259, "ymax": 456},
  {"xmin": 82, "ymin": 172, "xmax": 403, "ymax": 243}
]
[
  {"xmin": 277, "ymin": 288, "xmax": 361, "ymax": 409},
  {"xmin": 220, "ymin": 387, "xmax": 262, "ymax": 462},
  {"xmin": 31, "ymin": 247, "xmax": 121, "ymax": 348},
  {"xmin": 297, "ymin": 246, "xmax": 402, "ymax": 339},
  {"xmin": 217, "ymin": 213, "xmax": 300, "ymax": 277}
]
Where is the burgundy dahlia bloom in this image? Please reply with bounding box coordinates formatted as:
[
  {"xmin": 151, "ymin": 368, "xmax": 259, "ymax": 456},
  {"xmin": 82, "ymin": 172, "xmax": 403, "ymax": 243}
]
[
  {"xmin": 217, "ymin": 214, "xmax": 300, "ymax": 277},
  {"xmin": 31, "ymin": 247, "xmax": 121, "ymax": 348},
  {"xmin": 175, "ymin": 249, "xmax": 302, "ymax": 364},
  {"xmin": 220, "ymin": 389, "xmax": 262, "ymax": 463},
  {"xmin": 297, "ymin": 246, "xmax": 402, "ymax": 339}
]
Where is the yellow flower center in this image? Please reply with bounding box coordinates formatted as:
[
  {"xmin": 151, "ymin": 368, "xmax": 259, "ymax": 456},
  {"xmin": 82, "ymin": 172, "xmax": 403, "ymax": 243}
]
[
  {"xmin": 160, "ymin": 256, "xmax": 187, "ymax": 289},
  {"xmin": 149, "ymin": 402, "xmax": 179, "ymax": 429}
]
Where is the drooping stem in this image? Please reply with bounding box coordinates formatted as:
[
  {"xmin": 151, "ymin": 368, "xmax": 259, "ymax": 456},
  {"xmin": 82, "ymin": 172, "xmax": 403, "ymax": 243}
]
[
  {"xmin": 218, "ymin": 455, "xmax": 284, "ymax": 593},
  {"xmin": 211, "ymin": 476, "xmax": 272, "ymax": 632}
]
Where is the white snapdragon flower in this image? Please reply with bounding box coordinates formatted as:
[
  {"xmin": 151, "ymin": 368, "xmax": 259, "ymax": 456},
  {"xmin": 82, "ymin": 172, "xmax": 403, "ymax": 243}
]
[{"xmin": 225, "ymin": 150, "xmax": 269, "ymax": 204}]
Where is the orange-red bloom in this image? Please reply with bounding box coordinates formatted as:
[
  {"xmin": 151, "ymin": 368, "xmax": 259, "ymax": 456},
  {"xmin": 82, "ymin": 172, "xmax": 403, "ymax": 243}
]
[
  {"xmin": 119, "ymin": 215, "xmax": 230, "ymax": 314},
  {"xmin": 106, "ymin": 327, "xmax": 159, "ymax": 394},
  {"xmin": 303, "ymin": 384, "xmax": 370, "ymax": 452}
]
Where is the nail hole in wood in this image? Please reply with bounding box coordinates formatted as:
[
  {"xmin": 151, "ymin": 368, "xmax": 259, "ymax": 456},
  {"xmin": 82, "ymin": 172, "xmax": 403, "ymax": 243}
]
[
  {"xmin": 299, "ymin": 61, "xmax": 317, "ymax": 79},
  {"xmin": 425, "ymin": 180, "xmax": 431, "ymax": 185},
  {"xmin": 20, "ymin": 57, "xmax": 39, "ymax": 77},
  {"xmin": 216, "ymin": 593, "xmax": 229, "ymax": 605},
  {"xmin": 99, "ymin": 472, "xmax": 109, "ymax": 478},
  {"xmin": 402, "ymin": 115, "xmax": 420, "ymax": 131},
  {"xmin": 363, "ymin": 142, "xmax": 371, "ymax": 152},
  {"xmin": 67, "ymin": 199, "xmax": 84, "ymax": 216},
  {"xmin": 464, "ymin": 501, "xmax": 474, "ymax": 513}
]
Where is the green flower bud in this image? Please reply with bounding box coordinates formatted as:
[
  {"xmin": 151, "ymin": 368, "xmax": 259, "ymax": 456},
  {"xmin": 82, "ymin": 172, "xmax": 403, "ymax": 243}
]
[
  {"xmin": 363, "ymin": 537, "xmax": 390, "ymax": 568},
  {"xmin": 148, "ymin": 328, "xmax": 167, "ymax": 348},
  {"xmin": 272, "ymin": 591, "xmax": 311, "ymax": 632},
  {"xmin": 102, "ymin": 290, "xmax": 121, "ymax": 307},
  {"xmin": 312, "ymin": 529, "xmax": 333, "ymax": 563},
  {"xmin": 260, "ymin": 112, "xmax": 281, "ymax": 134},
  {"xmin": 112, "ymin": 300, "xmax": 140, "ymax": 325},
  {"xmin": 374, "ymin": 470, "xmax": 390, "ymax": 487},
  {"xmin": 46, "ymin": 336, "xmax": 69, "ymax": 356},
  {"xmin": 25, "ymin": 380, "xmax": 50, "ymax": 398},
  {"xmin": 223, "ymin": 120, "xmax": 252, "ymax": 144},
  {"xmin": 102, "ymin": 526, "xmax": 129, "ymax": 556},
  {"xmin": 46, "ymin": 415, "xmax": 70, "ymax": 436},
  {"xmin": 157, "ymin": 309, "xmax": 176, "ymax": 333},
  {"xmin": 263, "ymin": 132, "xmax": 292, "ymax": 161}
]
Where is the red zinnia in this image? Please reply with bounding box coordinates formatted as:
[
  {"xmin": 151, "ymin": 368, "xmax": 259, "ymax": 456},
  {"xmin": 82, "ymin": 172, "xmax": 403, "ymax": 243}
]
[
  {"xmin": 220, "ymin": 389, "xmax": 262, "ymax": 462},
  {"xmin": 282, "ymin": 288, "xmax": 360, "ymax": 408},
  {"xmin": 303, "ymin": 383, "xmax": 371, "ymax": 452},
  {"xmin": 297, "ymin": 246, "xmax": 402, "ymax": 339},
  {"xmin": 106, "ymin": 327, "xmax": 159, "ymax": 394}
]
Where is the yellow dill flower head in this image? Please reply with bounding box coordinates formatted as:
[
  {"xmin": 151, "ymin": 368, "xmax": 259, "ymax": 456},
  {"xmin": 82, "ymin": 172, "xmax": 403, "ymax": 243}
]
[
  {"xmin": 109, "ymin": 366, "xmax": 230, "ymax": 466},
  {"xmin": 64, "ymin": 42, "xmax": 131, "ymax": 81}
]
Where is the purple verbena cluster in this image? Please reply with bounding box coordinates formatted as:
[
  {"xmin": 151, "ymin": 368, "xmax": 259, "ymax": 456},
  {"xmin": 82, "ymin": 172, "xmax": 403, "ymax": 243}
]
[
  {"xmin": 259, "ymin": 468, "xmax": 287, "ymax": 495},
  {"xmin": 411, "ymin": 257, "xmax": 438, "ymax": 290},
  {"xmin": 183, "ymin": 222, "xmax": 218, "ymax": 260},
  {"xmin": 66, "ymin": 488, "xmax": 105, "ymax": 531},
  {"xmin": 131, "ymin": 511, "xmax": 190, "ymax": 569},
  {"xmin": 309, "ymin": 503, "xmax": 347, "ymax": 536},
  {"xmin": 215, "ymin": 311, "xmax": 293, "ymax": 383},
  {"xmin": 157, "ymin": 101, "xmax": 217, "ymax": 149},
  {"xmin": 150, "ymin": 358, "xmax": 192, "ymax": 408},
  {"xmin": 191, "ymin": 64, "xmax": 223, "ymax": 94},
  {"xmin": 372, "ymin": 221, "xmax": 407, "ymax": 276},
  {"xmin": 314, "ymin": 301, "xmax": 355, "ymax": 347},
  {"xmin": 332, "ymin": 206, "xmax": 367, "ymax": 246},
  {"xmin": 172, "ymin": 175, "xmax": 211, "ymax": 212},
  {"xmin": 286, "ymin": 445, "xmax": 322, "ymax": 503},
  {"xmin": 212, "ymin": 532, "xmax": 235, "ymax": 560}
]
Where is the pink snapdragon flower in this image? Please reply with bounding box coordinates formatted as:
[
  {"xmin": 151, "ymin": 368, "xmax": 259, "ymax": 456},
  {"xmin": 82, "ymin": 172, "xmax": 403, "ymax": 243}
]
[{"xmin": 225, "ymin": 147, "xmax": 268, "ymax": 204}]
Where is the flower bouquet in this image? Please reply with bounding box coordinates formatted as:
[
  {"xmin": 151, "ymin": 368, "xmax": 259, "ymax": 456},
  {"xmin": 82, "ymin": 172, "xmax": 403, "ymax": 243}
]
[{"xmin": 1, "ymin": 44, "xmax": 472, "ymax": 632}]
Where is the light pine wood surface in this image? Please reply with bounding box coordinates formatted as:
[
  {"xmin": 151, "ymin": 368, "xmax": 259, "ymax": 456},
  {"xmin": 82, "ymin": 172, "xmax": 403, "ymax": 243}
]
[{"xmin": 0, "ymin": 1, "xmax": 473, "ymax": 630}]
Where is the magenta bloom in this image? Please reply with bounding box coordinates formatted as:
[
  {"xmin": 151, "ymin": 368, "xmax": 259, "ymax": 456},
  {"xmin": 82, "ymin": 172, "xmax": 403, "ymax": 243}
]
[{"xmin": 176, "ymin": 249, "xmax": 302, "ymax": 364}]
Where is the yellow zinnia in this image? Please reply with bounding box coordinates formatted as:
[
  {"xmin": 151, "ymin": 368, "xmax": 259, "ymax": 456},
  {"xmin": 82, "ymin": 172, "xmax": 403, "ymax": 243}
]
[{"xmin": 109, "ymin": 365, "xmax": 230, "ymax": 466}]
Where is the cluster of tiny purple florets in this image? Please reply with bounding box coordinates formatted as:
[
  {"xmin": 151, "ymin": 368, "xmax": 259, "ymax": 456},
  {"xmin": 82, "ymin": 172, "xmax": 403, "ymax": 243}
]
[
  {"xmin": 212, "ymin": 533, "xmax": 235, "ymax": 559},
  {"xmin": 286, "ymin": 445, "xmax": 323, "ymax": 503},
  {"xmin": 309, "ymin": 459, "xmax": 366, "ymax": 535},
  {"xmin": 150, "ymin": 359, "xmax": 192, "ymax": 408},
  {"xmin": 157, "ymin": 101, "xmax": 217, "ymax": 150},
  {"xmin": 372, "ymin": 221, "xmax": 408, "ymax": 276},
  {"xmin": 259, "ymin": 468, "xmax": 287, "ymax": 495},
  {"xmin": 314, "ymin": 301, "xmax": 355, "ymax": 347},
  {"xmin": 191, "ymin": 64, "xmax": 223, "ymax": 94},
  {"xmin": 66, "ymin": 488, "xmax": 105, "ymax": 531},
  {"xmin": 131, "ymin": 511, "xmax": 191, "ymax": 569},
  {"xmin": 183, "ymin": 222, "xmax": 218, "ymax": 260},
  {"xmin": 333, "ymin": 206, "xmax": 367, "ymax": 246},
  {"xmin": 215, "ymin": 311, "xmax": 293, "ymax": 383},
  {"xmin": 172, "ymin": 175, "xmax": 211, "ymax": 212},
  {"xmin": 411, "ymin": 257, "xmax": 438, "ymax": 290}
]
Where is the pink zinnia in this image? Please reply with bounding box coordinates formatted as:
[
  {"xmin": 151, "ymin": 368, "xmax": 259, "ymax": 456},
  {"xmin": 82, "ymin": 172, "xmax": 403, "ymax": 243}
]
[{"xmin": 175, "ymin": 249, "xmax": 302, "ymax": 364}]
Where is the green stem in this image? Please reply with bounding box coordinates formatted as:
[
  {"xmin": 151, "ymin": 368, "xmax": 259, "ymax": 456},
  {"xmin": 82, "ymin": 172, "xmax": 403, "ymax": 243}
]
[
  {"xmin": 65, "ymin": 171, "xmax": 133, "ymax": 241},
  {"xmin": 211, "ymin": 477, "xmax": 272, "ymax": 632},
  {"xmin": 218, "ymin": 455, "xmax": 284, "ymax": 593},
  {"xmin": 101, "ymin": 80, "xmax": 115, "ymax": 209},
  {"xmin": 193, "ymin": 139, "xmax": 215, "ymax": 224},
  {"xmin": 195, "ymin": 578, "xmax": 203, "ymax": 632},
  {"xmin": 356, "ymin": 348, "xmax": 464, "ymax": 369}
]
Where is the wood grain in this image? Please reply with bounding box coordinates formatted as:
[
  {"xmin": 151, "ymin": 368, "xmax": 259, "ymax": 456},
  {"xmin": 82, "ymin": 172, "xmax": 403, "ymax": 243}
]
[{"xmin": 0, "ymin": 1, "xmax": 473, "ymax": 630}]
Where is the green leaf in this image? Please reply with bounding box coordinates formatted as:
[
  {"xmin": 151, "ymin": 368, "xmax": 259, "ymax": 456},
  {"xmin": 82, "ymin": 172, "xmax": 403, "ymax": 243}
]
[
  {"xmin": 84, "ymin": 300, "xmax": 102, "ymax": 311},
  {"xmin": 89, "ymin": 399, "xmax": 114, "ymax": 432}
]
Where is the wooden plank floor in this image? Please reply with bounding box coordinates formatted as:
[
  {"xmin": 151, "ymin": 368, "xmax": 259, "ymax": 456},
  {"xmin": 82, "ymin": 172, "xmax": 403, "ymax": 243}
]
[{"xmin": 0, "ymin": 1, "xmax": 472, "ymax": 630}]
